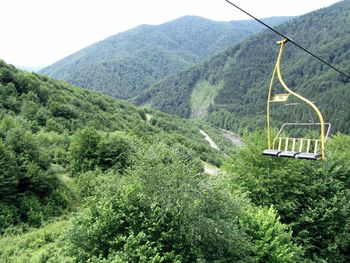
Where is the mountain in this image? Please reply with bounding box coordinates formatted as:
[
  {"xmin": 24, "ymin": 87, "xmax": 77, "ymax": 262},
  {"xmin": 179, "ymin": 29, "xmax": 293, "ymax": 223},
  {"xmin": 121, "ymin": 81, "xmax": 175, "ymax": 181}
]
[
  {"xmin": 135, "ymin": 1, "xmax": 350, "ymax": 134},
  {"xmin": 39, "ymin": 16, "xmax": 291, "ymax": 99},
  {"xmin": 0, "ymin": 59, "xmax": 228, "ymax": 168}
]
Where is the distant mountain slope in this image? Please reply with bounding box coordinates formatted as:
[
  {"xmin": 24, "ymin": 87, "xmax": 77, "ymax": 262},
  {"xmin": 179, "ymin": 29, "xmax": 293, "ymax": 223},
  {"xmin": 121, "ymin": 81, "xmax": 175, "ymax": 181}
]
[
  {"xmin": 39, "ymin": 16, "xmax": 291, "ymax": 99},
  {"xmin": 135, "ymin": 1, "xmax": 350, "ymax": 134}
]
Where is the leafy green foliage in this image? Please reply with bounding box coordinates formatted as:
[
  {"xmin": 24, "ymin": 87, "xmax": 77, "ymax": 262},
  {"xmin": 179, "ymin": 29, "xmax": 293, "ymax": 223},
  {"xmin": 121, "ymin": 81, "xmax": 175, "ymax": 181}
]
[
  {"xmin": 241, "ymin": 206, "xmax": 303, "ymax": 263},
  {"xmin": 69, "ymin": 128, "xmax": 101, "ymax": 173},
  {"xmin": 224, "ymin": 131, "xmax": 350, "ymax": 262},
  {"xmin": 0, "ymin": 125, "xmax": 70, "ymax": 232},
  {"xmin": 0, "ymin": 140, "xmax": 18, "ymax": 199},
  {"xmin": 0, "ymin": 220, "xmax": 74, "ymax": 262},
  {"xmin": 97, "ymin": 132, "xmax": 136, "ymax": 172},
  {"xmin": 65, "ymin": 143, "xmax": 301, "ymax": 262},
  {"xmin": 0, "ymin": 58, "xmax": 225, "ymax": 234},
  {"xmin": 70, "ymin": 129, "xmax": 137, "ymax": 174},
  {"xmin": 40, "ymin": 16, "xmax": 291, "ymax": 99}
]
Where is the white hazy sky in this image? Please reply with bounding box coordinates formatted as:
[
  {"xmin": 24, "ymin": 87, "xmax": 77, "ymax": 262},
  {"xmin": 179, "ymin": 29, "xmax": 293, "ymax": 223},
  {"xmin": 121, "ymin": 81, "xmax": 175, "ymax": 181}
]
[{"xmin": 0, "ymin": 0, "xmax": 341, "ymax": 68}]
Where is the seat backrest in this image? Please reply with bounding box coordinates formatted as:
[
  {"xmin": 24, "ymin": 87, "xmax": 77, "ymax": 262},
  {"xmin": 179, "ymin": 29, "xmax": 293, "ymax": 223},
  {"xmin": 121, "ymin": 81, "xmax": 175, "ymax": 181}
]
[{"xmin": 272, "ymin": 137, "xmax": 321, "ymax": 154}]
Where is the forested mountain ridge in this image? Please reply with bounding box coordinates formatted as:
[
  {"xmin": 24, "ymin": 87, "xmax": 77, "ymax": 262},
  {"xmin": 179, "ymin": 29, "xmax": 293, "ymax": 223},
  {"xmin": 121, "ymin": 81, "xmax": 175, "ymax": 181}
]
[
  {"xmin": 39, "ymin": 15, "xmax": 291, "ymax": 99},
  {"xmin": 135, "ymin": 1, "xmax": 350, "ymax": 134}
]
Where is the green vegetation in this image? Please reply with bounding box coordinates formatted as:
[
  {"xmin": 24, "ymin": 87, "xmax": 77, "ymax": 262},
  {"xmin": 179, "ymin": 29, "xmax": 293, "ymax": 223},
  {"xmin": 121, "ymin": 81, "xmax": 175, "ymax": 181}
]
[
  {"xmin": 0, "ymin": 59, "xmax": 228, "ymax": 234},
  {"xmin": 0, "ymin": 220, "xmax": 72, "ymax": 262},
  {"xmin": 136, "ymin": 1, "xmax": 350, "ymax": 135},
  {"xmin": 1, "ymin": 3, "xmax": 350, "ymax": 261},
  {"xmin": 224, "ymin": 131, "xmax": 350, "ymax": 262},
  {"xmin": 190, "ymin": 81, "xmax": 223, "ymax": 118},
  {"xmin": 40, "ymin": 16, "xmax": 291, "ymax": 99},
  {"xmin": 0, "ymin": 58, "xmax": 299, "ymax": 262}
]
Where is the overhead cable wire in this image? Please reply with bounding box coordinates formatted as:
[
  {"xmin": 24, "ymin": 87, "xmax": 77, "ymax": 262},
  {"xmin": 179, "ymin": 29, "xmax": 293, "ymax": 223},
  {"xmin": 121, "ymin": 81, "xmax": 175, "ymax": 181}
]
[{"xmin": 224, "ymin": 0, "xmax": 350, "ymax": 80}]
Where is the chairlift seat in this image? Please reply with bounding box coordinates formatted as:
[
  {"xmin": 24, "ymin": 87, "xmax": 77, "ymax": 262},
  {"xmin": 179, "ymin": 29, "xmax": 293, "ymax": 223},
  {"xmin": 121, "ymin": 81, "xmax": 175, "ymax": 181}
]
[
  {"xmin": 296, "ymin": 152, "xmax": 320, "ymax": 160},
  {"xmin": 262, "ymin": 149, "xmax": 281, "ymax": 156},
  {"xmin": 278, "ymin": 151, "xmax": 299, "ymax": 158}
]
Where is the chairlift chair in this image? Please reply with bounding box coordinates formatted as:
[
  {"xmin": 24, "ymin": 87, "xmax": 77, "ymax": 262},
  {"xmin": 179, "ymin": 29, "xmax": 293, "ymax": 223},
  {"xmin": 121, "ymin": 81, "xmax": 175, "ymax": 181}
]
[{"xmin": 263, "ymin": 39, "xmax": 331, "ymax": 160}]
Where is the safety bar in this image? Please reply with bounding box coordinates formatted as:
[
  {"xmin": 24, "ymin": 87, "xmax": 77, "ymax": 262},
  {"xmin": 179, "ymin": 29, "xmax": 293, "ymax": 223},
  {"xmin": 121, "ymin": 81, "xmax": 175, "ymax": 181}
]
[{"xmin": 276, "ymin": 123, "xmax": 332, "ymax": 141}]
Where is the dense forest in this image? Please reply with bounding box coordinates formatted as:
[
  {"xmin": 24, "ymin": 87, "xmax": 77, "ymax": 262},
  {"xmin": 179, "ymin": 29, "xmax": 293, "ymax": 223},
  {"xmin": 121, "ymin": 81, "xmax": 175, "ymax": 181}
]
[
  {"xmin": 0, "ymin": 59, "xmax": 230, "ymax": 234},
  {"xmin": 2, "ymin": 51, "xmax": 350, "ymax": 262},
  {"xmin": 39, "ymin": 16, "xmax": 291, "ymax": 99},
  {"xmin": 135, "ymin": 1, "xmax": 350, "ymax": 134}
]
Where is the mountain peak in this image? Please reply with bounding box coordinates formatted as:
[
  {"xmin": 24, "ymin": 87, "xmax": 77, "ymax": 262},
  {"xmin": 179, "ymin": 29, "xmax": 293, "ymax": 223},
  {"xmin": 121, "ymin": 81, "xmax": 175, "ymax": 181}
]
[{"xmin": 40, "ymin": 15, "xmax": 290, "ymax": 99}]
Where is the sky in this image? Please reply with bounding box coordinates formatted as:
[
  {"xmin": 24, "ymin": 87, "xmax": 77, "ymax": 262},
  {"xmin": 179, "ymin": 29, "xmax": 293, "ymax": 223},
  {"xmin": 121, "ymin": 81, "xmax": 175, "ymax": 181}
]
[{"xmin": 0, "ymin": 0, "xmax": 341, "ymax": 68}]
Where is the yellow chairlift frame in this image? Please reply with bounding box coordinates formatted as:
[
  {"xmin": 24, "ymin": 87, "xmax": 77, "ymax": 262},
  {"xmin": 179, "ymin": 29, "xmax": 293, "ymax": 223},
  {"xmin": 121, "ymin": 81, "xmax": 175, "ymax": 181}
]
[{"xmin": 265, "ymin": 39, "xmax": 330, "ymax": 160}]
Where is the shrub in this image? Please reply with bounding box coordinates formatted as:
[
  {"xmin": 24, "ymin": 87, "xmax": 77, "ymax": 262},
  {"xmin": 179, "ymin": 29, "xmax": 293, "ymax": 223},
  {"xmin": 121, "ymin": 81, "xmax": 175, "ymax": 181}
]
[
  {"xmin": 69, "ymin": 128, "xmax": 101, "ymax": 174},
  {"xmin": 225, "ymin": 131, "xmax": 350, "ymax": 262},
  {"xmin": 97, "ymin": 132, "xmax": 135, "ymax": 172},
  {"xmin": 66, "ymin": 144, "xmax": 253, "ymax": 262}
]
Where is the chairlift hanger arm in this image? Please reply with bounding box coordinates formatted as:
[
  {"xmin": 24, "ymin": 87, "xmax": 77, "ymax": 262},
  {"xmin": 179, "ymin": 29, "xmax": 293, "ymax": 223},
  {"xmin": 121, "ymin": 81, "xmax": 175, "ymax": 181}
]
[
  {"xmin": 275, "ymin": 40, "xmax": 326, "ymax": 159},
  {"xmin": 266, "ymin": 40, "xmax": 328, "ymax": 160}
]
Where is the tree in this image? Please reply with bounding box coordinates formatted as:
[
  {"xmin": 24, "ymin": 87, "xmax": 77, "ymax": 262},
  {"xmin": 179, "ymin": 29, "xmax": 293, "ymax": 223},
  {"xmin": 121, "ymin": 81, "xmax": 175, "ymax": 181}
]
[
  {"xmin": 0, "ymin": 140, "xmax": 18, "ymax": 200},
  {"xmin": 242, "ymin": 205, "xmax": 304, "ymax": 262},
  {"xmin": 97, "ymin": 132, "xmax": 134, "ymax": 172},
  {"xmin": 69, "ymin": 128, "xmax": 101, "ymax": 174}
]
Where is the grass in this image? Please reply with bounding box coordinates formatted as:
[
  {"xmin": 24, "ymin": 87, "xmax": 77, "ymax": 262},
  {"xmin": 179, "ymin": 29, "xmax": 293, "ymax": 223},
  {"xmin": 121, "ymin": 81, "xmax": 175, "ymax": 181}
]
[
  {"xmin": 0, "ymin": 219, "xmax": 74, "ymax": 262},
  {"xmin": 190, "ymin": 81, "xmax": 223, "ymax": 118}
]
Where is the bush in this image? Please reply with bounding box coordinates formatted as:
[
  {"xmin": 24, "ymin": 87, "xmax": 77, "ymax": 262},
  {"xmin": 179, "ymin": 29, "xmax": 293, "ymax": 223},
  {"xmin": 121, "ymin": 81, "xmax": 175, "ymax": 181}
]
[
  {"xmin": 70, "ymin": 129, "xmax": 137, "ymax": 174},
  {"xmin": 69, "ymin": 128, "xmax": 101, "ymax": 174},
  {"xmin": 225, "ymin": 131, "xmax": 350, "ymax": 262},
  {"xmin": 0, "ymin": 127, "xmax": 70, "ymax": 232},
  {"xmin": 0, "ymin": 203, "xmax": 18, "ymax": 231},
  {"xmin": 241, "ymin": 206, "xmax": 303, "ymax": 262},
  {"xmin": 0, "ymin": 220, "xmax": 74, "ymax": 262},
  {"xmin": 0, "ymin": 140, "xmax": 18, "ymax": 199},
  {"xmin": 66, "ymin": 144, "xmax": 254, "ymax": 262},
  {"xmin": 97, "ymin": 132, "xmax": 135, "ymax": 172}
]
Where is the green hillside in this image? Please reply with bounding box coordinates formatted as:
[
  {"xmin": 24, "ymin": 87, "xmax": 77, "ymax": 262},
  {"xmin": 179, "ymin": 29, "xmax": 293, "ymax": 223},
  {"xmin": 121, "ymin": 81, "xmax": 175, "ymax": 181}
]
[
  {"xmin": 0, "ymin": 59, "xmax": 301, "ymax": 262},
  {"xmin": 39, "ymin": 16, "xmax": 291, "ymax": 99},
  {"xmin": 135, "ymin": 1, "xmax": 350, "ymax": 134},
  {"xmin": 2, "ymin": 59, "xmax": 350, "ymax": 262},
  {"xmin": 0, "ymin": 58, "xmax": 231, "ymax": 232}
]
